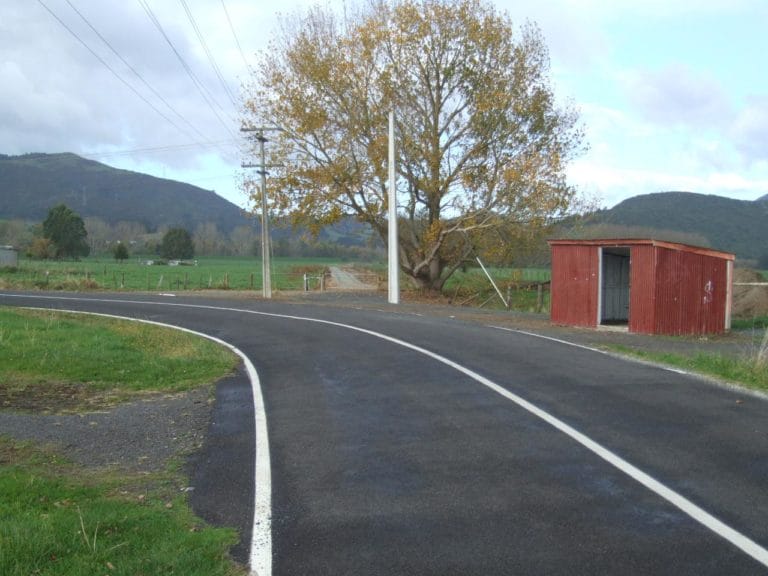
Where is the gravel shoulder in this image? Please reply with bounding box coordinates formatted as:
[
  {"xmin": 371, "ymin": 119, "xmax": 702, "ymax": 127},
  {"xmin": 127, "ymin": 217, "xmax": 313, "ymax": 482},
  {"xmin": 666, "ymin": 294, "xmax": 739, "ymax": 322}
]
[{"xmin": 0, "ymin": 385, "xmax": 215, "ymax": 473}]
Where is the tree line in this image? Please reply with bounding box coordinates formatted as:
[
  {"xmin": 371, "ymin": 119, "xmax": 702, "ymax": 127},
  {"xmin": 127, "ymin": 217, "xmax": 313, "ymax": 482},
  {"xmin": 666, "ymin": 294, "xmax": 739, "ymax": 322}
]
[{"xmin": 0, "ymin": 204, "xmax": 384, "ymax": 261}]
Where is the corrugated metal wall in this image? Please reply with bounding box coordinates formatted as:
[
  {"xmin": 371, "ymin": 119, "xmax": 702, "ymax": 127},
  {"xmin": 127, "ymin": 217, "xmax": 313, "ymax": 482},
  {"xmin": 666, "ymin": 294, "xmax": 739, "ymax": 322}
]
[
  {"xmin": 550, "ymin": 245, "xmax": 599, "ymax": 327},
  {"xmin": 550, "ymin": 239, "xmax": 733, "ymax": 336},
  {"xmin": 653, "ymin": 247, "xmax": 729, "ymax": 335},
  {"xmin": 628, "ymin": 245, "xmax": 656, "ymax": 334}
]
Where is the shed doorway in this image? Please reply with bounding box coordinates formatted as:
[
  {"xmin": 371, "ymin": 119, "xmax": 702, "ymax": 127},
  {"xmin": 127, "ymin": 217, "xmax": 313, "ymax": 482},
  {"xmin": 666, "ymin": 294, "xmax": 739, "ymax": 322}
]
[{"xmin": 600, "ymin": 247, "xmax": 630, "ymax": 325}]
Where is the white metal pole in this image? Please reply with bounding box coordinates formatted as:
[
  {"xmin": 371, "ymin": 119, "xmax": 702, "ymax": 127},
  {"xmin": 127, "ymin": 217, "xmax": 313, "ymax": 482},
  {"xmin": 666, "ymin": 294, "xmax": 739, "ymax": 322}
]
[
  {"xmin": 388, "ymin": 109, "xmax": 399, "ymax": 304},
  {"xmin": 475, "ymin": 256, "xmax": 508, "ymax": 308}
]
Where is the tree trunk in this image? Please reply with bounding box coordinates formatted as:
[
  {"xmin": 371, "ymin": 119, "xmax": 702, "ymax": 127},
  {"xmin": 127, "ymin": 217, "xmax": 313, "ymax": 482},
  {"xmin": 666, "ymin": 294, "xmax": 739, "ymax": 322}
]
[{"xmin": 408, "ymin": 256, "xmax": 446, "ymax": 292}]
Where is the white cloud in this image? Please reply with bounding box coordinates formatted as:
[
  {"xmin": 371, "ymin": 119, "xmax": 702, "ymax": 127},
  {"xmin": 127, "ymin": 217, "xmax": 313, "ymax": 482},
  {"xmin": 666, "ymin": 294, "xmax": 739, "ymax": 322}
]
[
  {"xmin": 555, "ymin": 0, "xmax": 763, "ymax": 20},
  {"xmin": 570, "ymin": 158, "xmax": 768, "ymax": 207},
  {"xmin": 731, "ymin": 96, "xmax": 768, "ymax": 164},
  {"xmin": 620, "ymin": 64, "xmax": 732, "ymax": 128}
]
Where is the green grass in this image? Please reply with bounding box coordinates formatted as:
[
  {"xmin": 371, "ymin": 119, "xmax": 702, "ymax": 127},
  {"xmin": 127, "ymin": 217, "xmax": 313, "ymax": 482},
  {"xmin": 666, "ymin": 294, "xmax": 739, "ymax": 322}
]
[
  {"xmin": 604, "ymin": 344, "xmax": 768, "ymax": 392},
  {"xmin": 0, "ymin": 308, "xmax": 237, "ymax": 410},
  {"xmin": 0, "ymin": 439, "xmax": 245, "ymax": 576},
  {"xmin": 0, "ymin": 256, "xmax": 555, "ymax": 312},
  {"xmin": 731, "ymin": 315, "xmax": 768, "ymax": 331},
  {"xmin": 442, "ymin": 266, "xmax": 551, "ymax": 312},
  {"xmin": 0, "ymin": 256, "xmax": 335, "ymax": 292},
  {"xmin": 0, "ymin": 309, "xmax": 245, "ymax": 573}
]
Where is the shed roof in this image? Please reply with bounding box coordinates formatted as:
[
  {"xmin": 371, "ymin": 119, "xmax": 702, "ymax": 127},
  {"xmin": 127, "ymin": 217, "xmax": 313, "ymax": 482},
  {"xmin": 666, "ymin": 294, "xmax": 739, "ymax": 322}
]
[{"xmin": 547, "ymin": 238, "xmax": 735, "ymax": 261}]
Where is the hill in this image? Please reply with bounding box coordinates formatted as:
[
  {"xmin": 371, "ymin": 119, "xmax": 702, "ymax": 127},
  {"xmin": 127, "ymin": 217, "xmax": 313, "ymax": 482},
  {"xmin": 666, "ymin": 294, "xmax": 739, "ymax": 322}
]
[
  {"xmin": 0, "ymin": 152, "xmax": 249, "ymax": 233},
  {"xmin": 572, "ymin": 191, "xmax": 768, "ymax": 260}
]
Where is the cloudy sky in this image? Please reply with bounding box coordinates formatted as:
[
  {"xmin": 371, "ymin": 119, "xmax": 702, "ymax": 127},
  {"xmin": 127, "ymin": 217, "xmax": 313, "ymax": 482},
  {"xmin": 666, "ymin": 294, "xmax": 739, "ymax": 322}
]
[{"xmin": 2, "ymin": 0, "xmax": 767, "ymax": 210}]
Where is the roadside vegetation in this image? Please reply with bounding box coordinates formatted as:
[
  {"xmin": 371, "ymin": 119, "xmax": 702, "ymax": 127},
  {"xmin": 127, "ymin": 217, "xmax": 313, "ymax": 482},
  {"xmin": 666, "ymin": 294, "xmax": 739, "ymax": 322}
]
[
  {"xmin": 731, "ymin": 316, "xmax": 768, "ymax": 331},
  {"xmin": 0, "ymin": 438, "xmax": 245, "ymax": 576},
  {"xmin": 0, "ymin": 308, "xmax": 244, "ymax": 575},
  {"xmin": 0, "ymin": 308, "xmax": 237, "ymax": 411},
  {"xmin": 0, "ymin": 255, "xmax": 332, "ymax": 293},
  {"xmin": 604, "ymin": 332, "xmax": 768, "ymax": 393},
  {"xmin": 0, "ymin": 255, "xmax": 554, "ymax": 312}
]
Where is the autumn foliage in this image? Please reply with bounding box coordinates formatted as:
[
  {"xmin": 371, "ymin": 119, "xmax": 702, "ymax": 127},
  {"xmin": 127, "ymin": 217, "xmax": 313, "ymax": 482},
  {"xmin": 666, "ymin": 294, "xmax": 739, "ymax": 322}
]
[{"xmin": 244, "ymin": 0, "xmax": 585, "ymax": 290}]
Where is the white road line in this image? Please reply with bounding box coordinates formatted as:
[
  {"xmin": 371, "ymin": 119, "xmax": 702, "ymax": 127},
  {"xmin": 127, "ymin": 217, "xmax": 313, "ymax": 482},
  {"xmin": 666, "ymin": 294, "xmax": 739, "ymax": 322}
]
[
  {"xmin": 4, "ymin": 294, "xmax": 768, "ymax": 569},
  {"xmin": 493, "ymin": 326, "xmax": 697, "ymax": 376},
  {"xmin": 493, "ymin": 326, "xmax": 613, "ymax": 355},
  {"xmin": 8, "ymin": 303, "xmax": 271, "ymax": 576}
]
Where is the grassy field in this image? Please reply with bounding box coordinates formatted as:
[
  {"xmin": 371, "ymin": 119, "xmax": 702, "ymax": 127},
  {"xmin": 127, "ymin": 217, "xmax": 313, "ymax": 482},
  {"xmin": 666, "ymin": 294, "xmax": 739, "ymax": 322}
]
[
  {"xmin": 0, "ymin": 256, "xmax": 552, "ymax": 311},
  {"xmin": 0, "ymin": 256, "xmax": 334, "ymax": 292},
  {"xmin": 0, "ymin": 308, "xmax": 244, "ymax": 575}
]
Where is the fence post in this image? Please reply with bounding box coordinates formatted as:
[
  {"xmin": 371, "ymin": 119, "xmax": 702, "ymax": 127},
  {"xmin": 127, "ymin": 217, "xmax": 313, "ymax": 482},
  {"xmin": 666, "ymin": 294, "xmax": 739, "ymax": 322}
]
[
  {"xmin": 303, "ymin": 274, "xmax": 308, "ymax": 291},
  {"xmin": 535, "ymin": 283, "xmax": 541, "ymax": 313}
]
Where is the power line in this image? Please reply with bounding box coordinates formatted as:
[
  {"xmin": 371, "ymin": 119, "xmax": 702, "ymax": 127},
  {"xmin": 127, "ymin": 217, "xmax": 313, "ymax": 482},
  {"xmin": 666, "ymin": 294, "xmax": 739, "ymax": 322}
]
[
  {"xmin": 82, "ymin": 139, "xmax": 239, "ymax": 160},
  {"xmin": 62, "ymin": 0, "xmax": 215, "ymax": 146},
  {"xmin": 36, "ymin": 0, "xmax": 194, "ymax": 139},
  {"xmin": 136, "ymin": 0, "xmax": 239, "ymax": 141},
  {"xmin": 221, "ymin": 0, "xmax": 252, "ymax": 73},
  {"xmin": 179, "ymin": 0, "xmax": 239, "ymax": 109}
]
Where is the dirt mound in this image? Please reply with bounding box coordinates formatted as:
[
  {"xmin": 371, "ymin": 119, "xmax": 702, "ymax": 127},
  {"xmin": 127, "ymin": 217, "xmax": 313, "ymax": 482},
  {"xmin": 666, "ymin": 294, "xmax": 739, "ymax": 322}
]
[{"xmin": 733, "ymin": 268, "xmax": 768, "ymax": 318}]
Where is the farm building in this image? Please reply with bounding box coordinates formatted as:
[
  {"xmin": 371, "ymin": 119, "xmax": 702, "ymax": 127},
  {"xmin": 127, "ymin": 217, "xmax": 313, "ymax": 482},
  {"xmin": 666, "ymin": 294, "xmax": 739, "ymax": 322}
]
[
  {"xmin": 0, "ymin": 245, "xmax": 18, "ymax": 267},
  {"xmin": 548, "ymin": 239, "xmax": 735, "ymax": 336}
]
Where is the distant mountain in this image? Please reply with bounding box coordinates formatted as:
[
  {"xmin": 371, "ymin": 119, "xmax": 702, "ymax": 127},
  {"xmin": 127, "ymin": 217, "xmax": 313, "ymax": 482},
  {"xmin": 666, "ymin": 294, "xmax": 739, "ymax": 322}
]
[
  {"xmin": 573, "ymin": 191, "xmax": 768, "ymax": 260},
  {"xmin": 0, "ymin": 152, "xmax": 249, "ymax": 233}
]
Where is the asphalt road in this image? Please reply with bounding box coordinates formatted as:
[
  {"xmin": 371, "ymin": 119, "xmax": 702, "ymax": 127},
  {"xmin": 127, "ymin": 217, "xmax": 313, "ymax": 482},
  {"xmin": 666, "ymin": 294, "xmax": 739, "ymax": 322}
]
[{"xmin": 2, "ymin": 291, "xmax": 768, "ymax": 576}]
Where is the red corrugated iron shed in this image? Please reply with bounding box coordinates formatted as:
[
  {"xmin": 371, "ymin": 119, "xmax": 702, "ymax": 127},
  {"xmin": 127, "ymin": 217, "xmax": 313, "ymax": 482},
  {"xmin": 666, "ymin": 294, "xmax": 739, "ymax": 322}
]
[{"xmin": 548, "ymin": 239, "xmax": 735, "ymax": 335}]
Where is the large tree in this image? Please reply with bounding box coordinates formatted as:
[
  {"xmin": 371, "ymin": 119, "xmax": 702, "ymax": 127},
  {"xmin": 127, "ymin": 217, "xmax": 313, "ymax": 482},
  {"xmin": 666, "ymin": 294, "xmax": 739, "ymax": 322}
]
[
  {"xmin": 42, "ymin": 204, "xmax": 90, "ymax": 260},
  {"xmin": 243, "ymin": 0, "xmax": 585, "ymax": 290},
  {"xmin": 159, "ymin": 228, "xmax": 195, "ymax": 260}
]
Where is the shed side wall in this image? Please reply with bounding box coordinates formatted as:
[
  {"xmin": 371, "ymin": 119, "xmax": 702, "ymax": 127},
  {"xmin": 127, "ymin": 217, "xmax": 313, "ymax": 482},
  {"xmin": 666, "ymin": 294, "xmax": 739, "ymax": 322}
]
[
  {"xmin": 628, "ymin": 245, "xmax": 656, "ymax": 334},
  {"xmin": 654, "ymin": 247, "xmax": 729, "ymax": 335},
  {"xmin": 551, "ymin": 245, "xmax": 598, "ymax": 327}
]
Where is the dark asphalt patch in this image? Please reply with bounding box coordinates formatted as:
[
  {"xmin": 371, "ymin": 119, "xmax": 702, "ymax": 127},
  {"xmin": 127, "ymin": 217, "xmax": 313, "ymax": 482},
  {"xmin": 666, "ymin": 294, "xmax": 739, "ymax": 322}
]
[{"xmin": 187, "ymin": 364, "xmax": 254, "ymax": 566}]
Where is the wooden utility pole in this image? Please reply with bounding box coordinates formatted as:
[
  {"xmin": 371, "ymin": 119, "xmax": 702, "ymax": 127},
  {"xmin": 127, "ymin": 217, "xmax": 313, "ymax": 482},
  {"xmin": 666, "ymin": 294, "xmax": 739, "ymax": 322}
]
[{"xmin": 241, "ymin": 126, "xmax": 281, "ymax": 299}]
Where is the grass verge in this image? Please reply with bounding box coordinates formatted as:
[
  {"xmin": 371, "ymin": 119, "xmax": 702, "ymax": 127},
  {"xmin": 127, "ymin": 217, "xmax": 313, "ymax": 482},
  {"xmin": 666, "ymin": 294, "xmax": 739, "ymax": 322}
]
[
  {"xmin": 0, "ymin": 308, "xmax": 245, "ymax": 574},
  {"xmin": 0, "ymin": 307, "xmax": 238, "ymax": 412},
  {"xmin": 0, "ymin": 438, "xmax": 245, "ymax": 576},
  {"xmin": 731, "ymin": 315, "xmax": 768, "ymax": 331},
  {"xmin": 603, "ymin": 343, "xmax": 768, "ymax": 393}
]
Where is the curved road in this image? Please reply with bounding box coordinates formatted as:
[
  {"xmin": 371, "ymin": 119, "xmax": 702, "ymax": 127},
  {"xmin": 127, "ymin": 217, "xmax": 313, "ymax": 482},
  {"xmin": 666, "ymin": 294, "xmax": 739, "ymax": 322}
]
[{"xmin": 2, "ymin": 291, "xmax": 768, "ymax": 576}]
